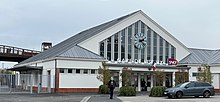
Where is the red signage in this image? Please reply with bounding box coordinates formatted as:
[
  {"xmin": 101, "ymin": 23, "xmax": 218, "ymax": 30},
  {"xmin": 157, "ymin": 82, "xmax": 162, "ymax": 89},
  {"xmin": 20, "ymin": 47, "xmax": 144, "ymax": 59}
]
[{"xmin": 168, "ymin": 58, "xmax": 178, "ymax": 65}]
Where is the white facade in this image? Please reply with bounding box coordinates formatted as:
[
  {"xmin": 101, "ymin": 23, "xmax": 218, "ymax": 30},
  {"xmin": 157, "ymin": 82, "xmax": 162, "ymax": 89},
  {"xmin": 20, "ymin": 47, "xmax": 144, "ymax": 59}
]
[
  {"xmin": 188, "ymin": 64, "xmax": 220, "ymax": 89},
  {"xmin": 57, "ymin": 59, "xmax": 103, "ymax": 88},
  {"xmin": 59, "ymin": 74, "xmax": 101, "ymax": 88}
]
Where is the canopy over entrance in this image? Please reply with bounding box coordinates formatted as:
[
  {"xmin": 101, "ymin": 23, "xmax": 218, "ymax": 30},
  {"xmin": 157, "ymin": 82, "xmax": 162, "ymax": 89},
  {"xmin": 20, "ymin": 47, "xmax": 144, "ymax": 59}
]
[{"xmin": 9, "ymin": 66, "xmax": 43, "ymax": 71}]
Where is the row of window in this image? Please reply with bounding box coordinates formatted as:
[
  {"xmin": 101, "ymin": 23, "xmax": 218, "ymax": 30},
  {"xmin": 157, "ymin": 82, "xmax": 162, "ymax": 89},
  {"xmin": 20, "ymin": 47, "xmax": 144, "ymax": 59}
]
[
  {"xmin": 99, "ymin": 20, "xmax": 176, "ymax": 63},
  {"xmin": 59, "ymin": 68, "xmax": 97, "ymax": 74}
]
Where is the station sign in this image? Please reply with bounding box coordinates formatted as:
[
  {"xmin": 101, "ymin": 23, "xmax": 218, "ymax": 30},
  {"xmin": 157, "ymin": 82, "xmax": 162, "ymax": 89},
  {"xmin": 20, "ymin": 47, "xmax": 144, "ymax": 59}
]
[{"xmin": 168, "ymin": 58, "xmax": 178, "ymax": 65}]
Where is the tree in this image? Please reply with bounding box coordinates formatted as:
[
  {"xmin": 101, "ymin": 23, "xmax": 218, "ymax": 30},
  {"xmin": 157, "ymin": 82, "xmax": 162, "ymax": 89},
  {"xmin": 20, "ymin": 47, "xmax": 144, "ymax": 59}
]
[
  {"xmin": 120, "ymin": 67, "xmax": 132, "ymax": 86},
  {"xmin": 96, "ymin": 65, "xmax": 111, "ymax": 85},
  {"xmin": 153, "ymin": 70, "xmax": 165, "ymax": 86},
  {"xmin": 175, "ymin": 69, "xmax": 189, "ymax": 85},
  {"xmin": 119, "ymin": 67, "xmax": 136, "ymax": 96},
  {"xmin": 197, "ymin": 64, "xmax": 213, "ymax": 84}
]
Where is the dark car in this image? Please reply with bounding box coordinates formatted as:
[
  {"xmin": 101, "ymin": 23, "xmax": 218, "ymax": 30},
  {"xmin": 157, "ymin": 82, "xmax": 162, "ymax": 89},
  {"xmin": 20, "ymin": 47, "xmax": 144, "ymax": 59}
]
[{"xmin": 164, "ymin": 81, "xmax": 215, "ymax": 98}]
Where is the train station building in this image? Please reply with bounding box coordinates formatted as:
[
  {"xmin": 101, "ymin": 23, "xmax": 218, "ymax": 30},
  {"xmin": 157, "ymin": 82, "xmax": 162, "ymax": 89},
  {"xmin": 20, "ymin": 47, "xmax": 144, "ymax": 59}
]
[{"xmin": 11, "ymin": 10, "xmax": 220, "ymax": 93}]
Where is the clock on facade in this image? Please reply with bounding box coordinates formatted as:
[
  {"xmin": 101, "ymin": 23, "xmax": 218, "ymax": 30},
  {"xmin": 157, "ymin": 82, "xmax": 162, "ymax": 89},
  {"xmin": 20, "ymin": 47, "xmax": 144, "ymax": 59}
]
[{"xmin": 134, "ymin": 33, "xmax": 147, "ymax": 49}]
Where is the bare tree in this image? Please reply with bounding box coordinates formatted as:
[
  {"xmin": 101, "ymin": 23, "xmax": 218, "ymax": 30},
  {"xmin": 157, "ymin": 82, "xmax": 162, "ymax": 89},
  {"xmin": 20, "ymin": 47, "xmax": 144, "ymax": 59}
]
[
  {"xmin": 197, "ymin": 64, "xmax": 213, "ymax": 84},
  {"xmin": 96, "ymin": 64, "xmax": 111, "ymax": 85}
]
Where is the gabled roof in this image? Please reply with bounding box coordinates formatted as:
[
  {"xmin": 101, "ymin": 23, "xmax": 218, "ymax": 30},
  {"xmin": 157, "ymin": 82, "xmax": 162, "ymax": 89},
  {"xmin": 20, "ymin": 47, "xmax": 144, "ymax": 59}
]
[
  {"xmin": 16, "ymin": 10, "xmax": 140, "ymax": 66},
  {"xmin": 17, "ymin": 10, "xmax": 191, "ymax": 66},
  {"xmin": 179, "ymin": 48, "xmax": 220, "ymax": 64},
  {"xmin": 59, "ymin": 45, "xmax": 104, "ymax": 59}
]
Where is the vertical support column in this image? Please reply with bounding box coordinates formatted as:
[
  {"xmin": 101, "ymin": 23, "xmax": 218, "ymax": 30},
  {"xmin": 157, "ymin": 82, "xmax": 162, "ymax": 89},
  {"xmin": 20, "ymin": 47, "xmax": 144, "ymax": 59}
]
[
  {"xmin": 9, "ymin": 74, "xmax": 12, "ymax": 93},
  {"xmin": 138, "ymin": 73, "xmax": 141, "ymax": 91},
  {"xmin": 163, "ymin": 40, "xmax": 166, "ymax": 62},
  {"xmin": 169, "ymin": 44, "xmax": 171, "ymax": 58},
  {"xmin": 37, "ymin": 74, "xmax": 41, "ymax": 94},
  {"xmin": 30, "ymin": 74, "xmax": 33, "ymax": 94},
  {"xmin": 55, "ymin": 68, "xmax": 60, "ymax": 93},
  {"xmin": 157, "ymin": 35, "xmax": 160, "ymax": 61},
  {"xmin": 119, "ymin": 70, "xmax": 122, "ymax": 88},
  {"xmin": 151, "ymin": 73, "xmax": 154, "ymax": 88},
  {"xmin": 131, "ymin": 24, "xmax": 135, "ymax": 61},
  {"xmin": 111, "ymin": 36, "xmax": 114, "ymax": 60},
  {"xmin": 54, "ymin": 59, "xmax": 59, "ymax": 93},
  {"xmin": 125, "ymin": 27, "xmax": 128, "ymax": 59},
  {"xmin": 144, "ymin": 25, "xmax": 148, "ymax": 61},
  {"xmin": 163, "ymin": 73, "xmax": 166, "ymax": 86},
  {"xmin": 118, "ymin": 31, "xmax": 121, "ymax": 60},
  {"xmin": 150, "ymin": 30, "xmax": 153, "ymax": 60},
  {"xmin": 172, "ymin": 72, "xmax": 176, "ymax": 87},
  {"xmin": 48, "ymin": 74, "xmax": 51, "ymax": 93},
  {"xmin": 138, "ymin": 21, "xmax": 141, "ymax": 60}
]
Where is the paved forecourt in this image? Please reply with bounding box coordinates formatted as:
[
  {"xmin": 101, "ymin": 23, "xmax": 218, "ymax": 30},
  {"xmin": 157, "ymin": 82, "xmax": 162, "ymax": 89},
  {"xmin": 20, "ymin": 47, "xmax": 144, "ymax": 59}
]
[
  {"xmin": 118, "ymin": 95, "xmax": 220, "ymax": 102},
  {"xmin": 87, "ymin": 95, "xmax": 121, "ymax": 102},
  {"xmin": 0, "ymin": 93, "xmax": 88, "ymax": 102}
]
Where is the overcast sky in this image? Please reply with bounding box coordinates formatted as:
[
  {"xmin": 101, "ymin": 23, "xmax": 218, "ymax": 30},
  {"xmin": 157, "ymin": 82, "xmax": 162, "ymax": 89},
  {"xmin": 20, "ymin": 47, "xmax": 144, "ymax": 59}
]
[{"xmin": 0, "ymin": 0, "xmax": 220, "ymax": 67}]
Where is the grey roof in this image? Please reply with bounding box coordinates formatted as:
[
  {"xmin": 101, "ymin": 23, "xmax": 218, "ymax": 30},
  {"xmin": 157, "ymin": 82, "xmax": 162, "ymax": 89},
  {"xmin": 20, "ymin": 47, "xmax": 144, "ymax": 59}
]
[
  {"xmin": 179, "ymin": 48, "xmax": 220, "ymax": 64},
  {"xmin": 59, "ymin": 45, "xmax": 104, "ymax": 59},
  {"xmin": 17, "ymin": 10, "xmax": 140, "ymax": 65}
]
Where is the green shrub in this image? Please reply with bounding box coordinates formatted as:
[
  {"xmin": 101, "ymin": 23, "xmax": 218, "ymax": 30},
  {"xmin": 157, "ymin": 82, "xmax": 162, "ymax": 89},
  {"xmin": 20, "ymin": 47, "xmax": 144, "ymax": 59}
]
[
  {"xmin": 119, "ymin": 86, "xmax": 136, "ymax": 96},
  {"xmin": 98, "ymin": 85, "xmax": 109, "ymax": 94},
  {"xmin": 149, "ymin": 86, "xmax": 166, "ymax": 97}
]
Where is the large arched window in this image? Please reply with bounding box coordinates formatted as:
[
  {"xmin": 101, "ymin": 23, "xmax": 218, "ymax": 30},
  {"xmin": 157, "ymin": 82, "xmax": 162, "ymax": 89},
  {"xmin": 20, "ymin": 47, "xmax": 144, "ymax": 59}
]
[{"xmin": 99, "ymin": 21, "xmax": 176, "ymax": 63}]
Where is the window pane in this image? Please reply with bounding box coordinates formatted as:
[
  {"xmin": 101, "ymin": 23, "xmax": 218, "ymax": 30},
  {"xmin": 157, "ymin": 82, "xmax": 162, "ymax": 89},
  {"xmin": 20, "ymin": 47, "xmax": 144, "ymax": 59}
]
[
  {"xmin": 60, "ymin": 69, "xmax": 64, "ymax": 73},
  {"xmin": 91, "ymin": 69, "xmax": 96, "ymax": 74},
  {"xmin": 135, "ymin": 22, "xmax": 138, "ymax": 34},
  {"xmin": 83, "ymin": 69, "xmax": 88, "ymax": 74},
  {"xmin": 99, "ymin": 41, "xmax": 104, "ymax": 57},
  {"xmin": 76, "ymin": 69, "xmax": 80, "ymax": 74},
  {"xmin": 68, "ymin": 69, "xmax": 72, "ymax": 73},
  {"xmin": 171, "ymin": 45, "xmax": 176, "ymax": 58},
  {"xmin": 141, "ymin": 22, "xmax": 145, "ymax": 33},
  {"xmin": 165, "ymin": 41, "xmax": 169, "ymax": 62},
  {"xmin": 107, "ymin": 37, "xmax": 111, "ymax": 60},
  {"xmin": 192, "ymin": 73, "xmax": 198, "ymax": 77}
]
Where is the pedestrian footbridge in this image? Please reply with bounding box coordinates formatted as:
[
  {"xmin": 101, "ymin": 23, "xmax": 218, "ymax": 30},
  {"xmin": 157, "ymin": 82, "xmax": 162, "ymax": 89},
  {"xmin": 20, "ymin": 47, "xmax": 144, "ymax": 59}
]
[{"xmin": 0, "ymin": 45, "xmax": 40, "ymax": 62}]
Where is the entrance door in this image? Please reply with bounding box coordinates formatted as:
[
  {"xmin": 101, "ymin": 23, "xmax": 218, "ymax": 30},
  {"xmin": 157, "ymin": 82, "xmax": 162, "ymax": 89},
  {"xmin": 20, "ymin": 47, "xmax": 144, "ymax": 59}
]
[
  {"xmin": 165, "ymin": 73, "xmax": 172, "ymax": 88},
  {"xmin": 140, "ymin": 73, "xmax": 151, "ymax": 91},
  {"xmin": 141, "ymin": 75, "xmax": 146, "ymax": 91},
  {"xmin": 146, "ymin": 73, "xmax": 151, "ymax": 91}
]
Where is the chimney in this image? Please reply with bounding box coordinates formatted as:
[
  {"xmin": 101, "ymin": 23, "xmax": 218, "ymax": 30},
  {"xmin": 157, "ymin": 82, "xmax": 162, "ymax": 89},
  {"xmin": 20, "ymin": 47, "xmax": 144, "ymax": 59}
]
[{"xmin": 41, "ymin": 42, "xmax": 52, "ymax": 51}]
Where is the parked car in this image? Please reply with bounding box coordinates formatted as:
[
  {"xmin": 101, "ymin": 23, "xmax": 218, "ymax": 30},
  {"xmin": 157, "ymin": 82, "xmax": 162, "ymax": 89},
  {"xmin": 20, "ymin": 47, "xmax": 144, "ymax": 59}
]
[{"xmin": 164, "ymin": 81, "xmax": 215, "ymax": 98}]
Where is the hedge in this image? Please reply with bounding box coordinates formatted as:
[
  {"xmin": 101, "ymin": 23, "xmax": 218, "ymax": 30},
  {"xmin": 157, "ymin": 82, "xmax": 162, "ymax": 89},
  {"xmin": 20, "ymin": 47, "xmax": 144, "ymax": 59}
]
[
  {"xmin": 98, "ymin": 85, "xmax": 109, "ymax": 94},
  {"xmin": 149, "ymin": 86, "xmax": 166, "ymax": 97},
  {"xmin": 119, "ymin": 86, "xmax": 136, "ymax": 96}
]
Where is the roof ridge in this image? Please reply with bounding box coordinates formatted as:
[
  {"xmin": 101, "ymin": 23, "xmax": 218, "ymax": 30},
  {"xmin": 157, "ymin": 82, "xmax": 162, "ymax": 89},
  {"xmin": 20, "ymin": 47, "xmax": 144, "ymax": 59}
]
[{"xmin": 189, "ymin": 47, "xmax": 218, "ymax": 51}]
